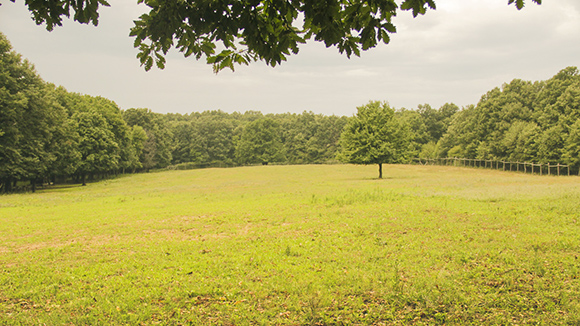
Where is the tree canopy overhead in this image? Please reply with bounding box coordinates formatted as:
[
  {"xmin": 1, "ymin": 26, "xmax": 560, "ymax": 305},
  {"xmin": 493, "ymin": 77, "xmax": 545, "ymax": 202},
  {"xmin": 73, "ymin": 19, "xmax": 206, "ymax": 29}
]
[{"xmin": 5, "ymin": 0, "xmax": 541, "ymax": 71}]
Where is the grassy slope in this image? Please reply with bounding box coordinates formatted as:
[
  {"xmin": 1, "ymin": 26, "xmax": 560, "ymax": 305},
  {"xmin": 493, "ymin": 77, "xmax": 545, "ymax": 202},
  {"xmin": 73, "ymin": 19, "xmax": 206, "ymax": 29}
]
[{"xmin": 1, "ymin": 164, "xmax": 579, "ymax": 325}]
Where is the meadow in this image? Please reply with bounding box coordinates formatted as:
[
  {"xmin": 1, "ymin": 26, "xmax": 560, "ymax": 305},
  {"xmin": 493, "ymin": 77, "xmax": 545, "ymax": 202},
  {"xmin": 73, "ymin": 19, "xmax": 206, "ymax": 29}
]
[{"xmin": 1, "ymin": 164, "xmax": 579, "ymax": 325}]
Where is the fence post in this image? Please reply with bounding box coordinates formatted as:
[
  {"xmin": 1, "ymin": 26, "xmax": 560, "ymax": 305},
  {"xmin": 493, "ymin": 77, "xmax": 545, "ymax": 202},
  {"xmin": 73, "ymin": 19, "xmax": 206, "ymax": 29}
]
[{"xmin": 412, "ymin": 158, "xmax": 573, "ymax": 177}]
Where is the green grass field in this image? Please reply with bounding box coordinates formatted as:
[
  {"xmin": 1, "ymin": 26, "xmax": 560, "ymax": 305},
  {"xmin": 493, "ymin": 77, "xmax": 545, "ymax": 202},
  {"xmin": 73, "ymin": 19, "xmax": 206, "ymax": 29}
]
[{"xmin": 1, "ymin": 164, "xmax": 580, "ymax": 325}]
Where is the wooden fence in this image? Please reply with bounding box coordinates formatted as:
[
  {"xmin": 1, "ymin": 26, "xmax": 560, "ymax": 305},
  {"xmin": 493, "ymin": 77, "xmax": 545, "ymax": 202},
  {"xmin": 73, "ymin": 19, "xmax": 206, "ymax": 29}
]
[{"xmin": 413, "ymin": 158, "xmax": 577, "ymax": 176}]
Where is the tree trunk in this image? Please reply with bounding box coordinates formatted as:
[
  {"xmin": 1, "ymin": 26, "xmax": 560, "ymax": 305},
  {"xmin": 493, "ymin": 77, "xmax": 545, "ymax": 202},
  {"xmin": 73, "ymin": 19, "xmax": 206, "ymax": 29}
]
[
  {"xmin": 1, "ymin": 179, "xmax": 9, "ymax": 193},
  {"xmin": 82, "ymin": 174, "xmax": 87, "ymax": 186},
  {"xmin": 378, "ymin": 163, "xmax": 383, "ymax": 179}
]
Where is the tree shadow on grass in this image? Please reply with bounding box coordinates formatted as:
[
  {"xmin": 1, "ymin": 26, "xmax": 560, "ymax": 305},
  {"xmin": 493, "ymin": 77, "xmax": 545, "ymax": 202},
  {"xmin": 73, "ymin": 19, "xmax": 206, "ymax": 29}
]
[{"xmin": 37, "ymin": 184, "xmax": 85, "ymax": 192}]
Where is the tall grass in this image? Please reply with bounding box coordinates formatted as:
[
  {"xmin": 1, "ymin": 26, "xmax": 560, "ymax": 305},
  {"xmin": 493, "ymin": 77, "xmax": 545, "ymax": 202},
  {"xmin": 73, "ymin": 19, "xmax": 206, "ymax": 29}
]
[{"xmin": 1, "ymin": 164, "xmax": 579, "ymax": 325}]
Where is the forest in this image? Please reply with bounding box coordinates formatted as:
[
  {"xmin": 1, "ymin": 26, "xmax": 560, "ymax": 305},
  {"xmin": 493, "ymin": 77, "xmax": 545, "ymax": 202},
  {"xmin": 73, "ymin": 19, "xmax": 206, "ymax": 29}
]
[{"xmin": 1, "ymin": 31, "xmax": 579, "ymax": 192}]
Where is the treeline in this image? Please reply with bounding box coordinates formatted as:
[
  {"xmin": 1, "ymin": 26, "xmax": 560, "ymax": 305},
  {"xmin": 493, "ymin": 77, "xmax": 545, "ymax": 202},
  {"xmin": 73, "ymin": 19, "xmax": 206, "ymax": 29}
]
[
  {"xmin": 0, "ymin": 33, "xmax": 348, "ymax": 192},
  {"xmin": 2, "ymin": 29, "xmax": 579, "ymax": 193},
  {"xmin": 423, "ymin": 67, "xmax": 580, "ymax": 172},
  {"xmin": 111, "ymin": 67, "xmax": 580, "ymax": 175},
  {"xmin": 1, "ymin": 32, "xmax": 148, "ymax": 192},
  {"xmin": 125, "ymin": 108, "xmax": 349, "ymax": 170}
]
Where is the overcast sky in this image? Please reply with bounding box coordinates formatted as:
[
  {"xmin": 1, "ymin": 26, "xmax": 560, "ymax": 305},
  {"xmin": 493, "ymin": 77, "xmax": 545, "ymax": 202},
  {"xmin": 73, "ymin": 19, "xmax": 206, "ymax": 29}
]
[{"xmin": 1, "ymin": 0, "xmax": 579, "ymax": 116}]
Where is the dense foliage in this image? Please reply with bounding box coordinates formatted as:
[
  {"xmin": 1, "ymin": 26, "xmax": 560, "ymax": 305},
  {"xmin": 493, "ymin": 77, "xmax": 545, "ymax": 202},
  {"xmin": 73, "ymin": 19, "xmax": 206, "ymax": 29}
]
[
  {"xmin": 338, "ymin": 101, "xmax": 412, "ymax": 178},
  {"xmin": 164, "ymin": 109, "xmax": 348, "ymax": 168},
  {"xmin": 0, "ymin": 32, "xmax": 348, "ymax": 192},
  {"xmin": 0, "ymin": 33, "xmax": 143, "ymax": 191},
  {"xmin": 6, "ymin": 0, "xmax": 540, "ymax": 71},
  {"xmin": 1, "ymin": 30, "xmax": 578, "ymax": 192},
  {"xmin": 437, "ymin": 67, "xmax": 580, "ymax": 170}
]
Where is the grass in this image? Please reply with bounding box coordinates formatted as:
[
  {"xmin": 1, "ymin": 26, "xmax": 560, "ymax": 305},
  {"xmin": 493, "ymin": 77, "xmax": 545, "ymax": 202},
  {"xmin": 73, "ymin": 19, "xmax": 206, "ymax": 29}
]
[{"xmin": 1, "ymin": 164, "xmax": 579, "ymax": 325}]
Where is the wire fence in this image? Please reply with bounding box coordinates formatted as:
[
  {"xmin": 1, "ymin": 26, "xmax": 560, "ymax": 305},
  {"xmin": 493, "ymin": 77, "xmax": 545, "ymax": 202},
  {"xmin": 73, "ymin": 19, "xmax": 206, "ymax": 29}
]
[{"xmin": 413, "ymin": 157, "xmax": 578, "ymax": 176}]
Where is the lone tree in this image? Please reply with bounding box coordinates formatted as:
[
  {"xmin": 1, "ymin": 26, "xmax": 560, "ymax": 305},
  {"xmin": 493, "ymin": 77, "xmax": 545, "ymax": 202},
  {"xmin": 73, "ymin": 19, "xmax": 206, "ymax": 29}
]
[
  {"xmin": 339, "ymin": 101, "xmax": 411, "ymax": 179},
  {"xmin": 3, "ymin": 0, "xmax": 541, "ymax": 71}
]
